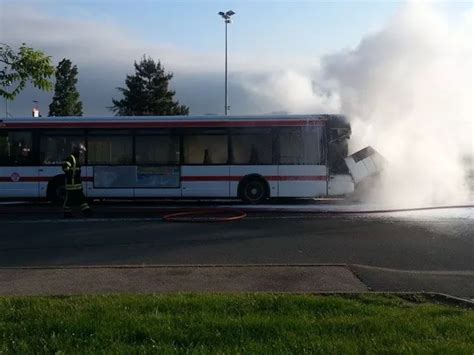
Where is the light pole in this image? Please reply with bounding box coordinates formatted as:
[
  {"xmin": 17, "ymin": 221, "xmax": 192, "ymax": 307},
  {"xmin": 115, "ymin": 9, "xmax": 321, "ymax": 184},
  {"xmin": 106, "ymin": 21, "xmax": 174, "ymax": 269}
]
[{"xmin": 218, "ymin": 10, "xmax": 235, "ymax": 116}]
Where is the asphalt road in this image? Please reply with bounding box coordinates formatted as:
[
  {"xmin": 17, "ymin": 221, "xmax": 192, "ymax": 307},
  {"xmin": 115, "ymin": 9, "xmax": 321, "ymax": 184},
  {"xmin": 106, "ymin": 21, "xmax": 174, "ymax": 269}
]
[{"xmin": 0, "ymin": 206, "xmax": 473, "ymax": 297}]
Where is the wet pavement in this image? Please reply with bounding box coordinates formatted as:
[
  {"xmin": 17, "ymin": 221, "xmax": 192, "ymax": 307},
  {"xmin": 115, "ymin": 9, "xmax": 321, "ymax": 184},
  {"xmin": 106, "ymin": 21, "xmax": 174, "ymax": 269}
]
[{"xmin": 0, "ymin": 201, "xmax": 472, "ymax": 298}]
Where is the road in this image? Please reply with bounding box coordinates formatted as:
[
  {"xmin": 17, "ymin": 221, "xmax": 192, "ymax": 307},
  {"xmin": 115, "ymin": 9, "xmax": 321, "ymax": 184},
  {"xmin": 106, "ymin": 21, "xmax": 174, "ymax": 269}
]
[{"xmin": 0, "ymin": 205, "xmax": 473, "ymax": 297}]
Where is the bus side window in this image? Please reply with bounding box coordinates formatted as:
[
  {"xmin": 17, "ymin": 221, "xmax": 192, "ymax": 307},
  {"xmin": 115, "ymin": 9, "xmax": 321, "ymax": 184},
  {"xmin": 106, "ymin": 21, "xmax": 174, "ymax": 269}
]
[
  {"xmin": 183, "ymin": 131, "xmax": 228, "ymax": 165},
  {"xmin": 87, "ymin": 131, "xmax": 133, "ymax": 165},
  {"xmin": 278, "ymin": 127, "xmax": 323, "ymax": 165},
  {"xmin": 230, "ymin": 128, "xmax": 272, "ymax": 165},
  {"xmin": 40, "ymin": 133, "xmax": 85, "ymax": 165},
  {"xmin": 0, "ymin": 131, "xmax": 34, "ymax": 165},
  {"xmin": 135, "ymin": 133, "xmax": 180, "ymax": 165}
]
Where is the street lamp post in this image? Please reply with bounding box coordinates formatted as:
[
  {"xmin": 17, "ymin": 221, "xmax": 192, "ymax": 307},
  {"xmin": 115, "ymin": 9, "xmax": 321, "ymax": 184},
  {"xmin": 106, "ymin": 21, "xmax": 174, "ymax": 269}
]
[{"xmin": 218, "ymin": 10, "xmax": 235, "ymax": 116}]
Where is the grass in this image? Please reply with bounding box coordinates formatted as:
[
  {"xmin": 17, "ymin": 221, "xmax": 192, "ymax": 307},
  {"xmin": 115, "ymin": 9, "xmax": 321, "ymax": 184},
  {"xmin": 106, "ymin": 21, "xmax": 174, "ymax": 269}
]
[{"xmin": 0, "ymin": 294, "xmax": 472, "ymax": 354}]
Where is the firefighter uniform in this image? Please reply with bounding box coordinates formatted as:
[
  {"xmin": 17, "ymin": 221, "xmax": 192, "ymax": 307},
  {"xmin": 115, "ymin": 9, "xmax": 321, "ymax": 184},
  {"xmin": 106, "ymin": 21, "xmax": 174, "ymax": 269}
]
[{"xmin": 62, "ymin": 153, "xmax": 91, "ymax": 217}]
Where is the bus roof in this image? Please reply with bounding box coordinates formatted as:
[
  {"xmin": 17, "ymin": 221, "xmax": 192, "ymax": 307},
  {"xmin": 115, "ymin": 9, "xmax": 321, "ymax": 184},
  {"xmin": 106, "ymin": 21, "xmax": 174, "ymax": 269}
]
[{"xmin": 0, "ymin": 114, "xmax": 349, "ymax": 129}]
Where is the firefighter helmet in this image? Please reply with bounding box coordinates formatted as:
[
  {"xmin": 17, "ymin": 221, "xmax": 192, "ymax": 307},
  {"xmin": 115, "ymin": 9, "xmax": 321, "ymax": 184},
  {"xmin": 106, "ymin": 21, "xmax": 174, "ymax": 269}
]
[{"xmin": 73, "ymin": 143, "xmax": 87, "ymax": 153}]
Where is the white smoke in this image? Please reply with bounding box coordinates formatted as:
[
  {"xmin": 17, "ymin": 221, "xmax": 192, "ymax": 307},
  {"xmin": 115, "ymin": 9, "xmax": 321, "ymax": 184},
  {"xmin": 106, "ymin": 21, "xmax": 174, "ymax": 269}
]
[
  {"xmin": 239, "ymin": 69, "xmax": 341, "ymax": 114},
  {"xmin": 241, "ymin": 3, "xmax": 473, "ymax": 206},
  {"xmin": 326, "ymin": 3, "xmax": 472, "ymax": 206}
]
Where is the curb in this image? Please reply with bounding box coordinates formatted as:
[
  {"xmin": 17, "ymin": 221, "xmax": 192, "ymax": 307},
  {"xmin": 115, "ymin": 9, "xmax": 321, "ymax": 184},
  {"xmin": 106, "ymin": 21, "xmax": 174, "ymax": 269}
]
[
  {"xmin": 0, "ymin": 263, "xmax": 350, "ymax": 270},
  {"xmin": 0, "ymin": 264, "xmax": 472, "ymax": 306}
]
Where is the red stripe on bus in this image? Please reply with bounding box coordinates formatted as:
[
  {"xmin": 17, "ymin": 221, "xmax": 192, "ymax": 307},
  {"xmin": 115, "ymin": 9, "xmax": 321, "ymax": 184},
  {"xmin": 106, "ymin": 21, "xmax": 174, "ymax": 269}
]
[
  {"xmin": 3, "ymin": 120, "xmax": 326, "ymax": 129},
  {"xmin": 270, "ymin": 175, "xmax": 328, "ymax": 181},
  {"xmin": 0, "ymin": 175, "xmax": 326, "ymax": 182},
  {"xmin": 0, "ymin": 176, "xmax": 51, "ymax": 182},
  {"xmin": 0, "ymin": 177, "xmax": 93, "ymax": 182},
  {"xmin": 181, "ymin": 175, "xmax": 328, "ymax": 182},
  {"xmin": 181, "ymin": 176, "xmax": 240, "ymax": 182}
]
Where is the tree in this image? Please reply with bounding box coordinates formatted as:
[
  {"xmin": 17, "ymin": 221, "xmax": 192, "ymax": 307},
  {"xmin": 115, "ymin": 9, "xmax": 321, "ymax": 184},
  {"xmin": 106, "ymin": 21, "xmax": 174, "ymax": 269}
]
[
  {"xmin": 0, "ymin": 43, "xmax": 54, "ymax": 100},
  {"xmin": 111, "ymin": 56, "xmax": 189, "ymax": 116},
  {"xmin": 48, "ymin": 59, "xmax": 83, "ymax": 116}
]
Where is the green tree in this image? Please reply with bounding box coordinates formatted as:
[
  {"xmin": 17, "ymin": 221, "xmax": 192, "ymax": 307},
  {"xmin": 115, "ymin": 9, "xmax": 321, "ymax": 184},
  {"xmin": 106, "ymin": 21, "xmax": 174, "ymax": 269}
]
[
  {"xmin": 0, "ymin": 43, "xmax": 54, "ymax": 100},
  {"xmin": 48, "ymin": 59, "xmax": 83, "ymax": 116},
  {"xmin": 111, "ymin": 56, "xmax": 189, "ymax": 116}
]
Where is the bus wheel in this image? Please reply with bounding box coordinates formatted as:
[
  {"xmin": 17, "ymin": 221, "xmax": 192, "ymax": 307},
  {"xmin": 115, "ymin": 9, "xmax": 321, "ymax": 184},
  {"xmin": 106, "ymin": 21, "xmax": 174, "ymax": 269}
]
[
  {"xmin": 47, "ymin": 176, "xmax": 66, "ymax": 204},
  {"xmin": 239, "ymin": 177, "xmax": 268, "ymax": 204}
]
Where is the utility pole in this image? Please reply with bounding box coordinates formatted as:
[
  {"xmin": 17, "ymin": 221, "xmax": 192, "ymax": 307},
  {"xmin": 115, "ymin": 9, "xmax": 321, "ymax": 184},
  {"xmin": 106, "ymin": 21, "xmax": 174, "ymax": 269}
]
[{"xmin": 218, "ymin": 10, "xmax": 235, "ymax": 116}]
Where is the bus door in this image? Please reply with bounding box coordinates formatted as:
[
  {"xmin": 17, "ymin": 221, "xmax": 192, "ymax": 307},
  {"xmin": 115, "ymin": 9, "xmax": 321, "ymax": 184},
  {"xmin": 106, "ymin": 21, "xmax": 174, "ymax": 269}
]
[{"xmin": 0, "ymin": 130, "xmax": 40, "ymax": 198}]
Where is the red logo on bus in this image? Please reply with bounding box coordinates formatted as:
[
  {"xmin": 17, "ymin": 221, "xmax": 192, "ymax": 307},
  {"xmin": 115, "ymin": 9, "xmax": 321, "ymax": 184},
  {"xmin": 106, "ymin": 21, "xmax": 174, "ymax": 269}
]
[{"xmin": 10, "ymin": 173, "xmax": 20, "ymax": 182}]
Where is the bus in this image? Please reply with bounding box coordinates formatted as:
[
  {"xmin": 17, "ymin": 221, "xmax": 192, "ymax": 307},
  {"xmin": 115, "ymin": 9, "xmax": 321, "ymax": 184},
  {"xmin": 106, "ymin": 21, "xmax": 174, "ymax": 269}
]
[{"xmin": 0, "ymin": 114, "xmax": 382, "ymax": 203}]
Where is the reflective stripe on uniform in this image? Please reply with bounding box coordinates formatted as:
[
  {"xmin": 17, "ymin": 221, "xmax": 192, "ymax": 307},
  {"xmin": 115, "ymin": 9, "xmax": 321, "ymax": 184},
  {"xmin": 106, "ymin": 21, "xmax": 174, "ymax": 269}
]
[
  {"xmin": 64, "ymin": 154, "xmax": 82, "ymax": 190},
  {"xmin": 80, "ymin": 203, "xmax": 90, "ymax": 211},
  {"xmin": 70, "ymin": 155, "xmax": 77, "ymax": 186},
  {"xmin": 65, "ymin": 184, "xmax": 83, "ymax": 191}
]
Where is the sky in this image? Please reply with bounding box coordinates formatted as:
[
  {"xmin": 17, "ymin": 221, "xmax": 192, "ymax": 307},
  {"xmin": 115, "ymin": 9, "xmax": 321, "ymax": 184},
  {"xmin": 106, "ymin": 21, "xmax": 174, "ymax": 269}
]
[{"xmin": 1, "ymin": 0, "xmax": 471, "ymax": 117}]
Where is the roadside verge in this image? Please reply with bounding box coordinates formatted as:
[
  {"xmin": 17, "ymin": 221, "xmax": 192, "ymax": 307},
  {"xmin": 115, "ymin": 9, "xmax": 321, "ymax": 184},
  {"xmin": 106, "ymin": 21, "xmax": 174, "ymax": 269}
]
[{"xmin": 0, "ymin": 265, "xmax": 366, "ymax": 295}]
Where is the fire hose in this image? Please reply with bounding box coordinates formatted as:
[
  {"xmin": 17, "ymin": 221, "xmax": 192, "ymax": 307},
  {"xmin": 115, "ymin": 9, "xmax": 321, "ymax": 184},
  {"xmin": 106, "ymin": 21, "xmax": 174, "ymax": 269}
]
[
  {"xmin": 162, "ymin": 208, "xmax": 247, "ymax": 223},
  {"xmin": 161, "ymin": 204, "xmax": 473, "ymax": 222}
]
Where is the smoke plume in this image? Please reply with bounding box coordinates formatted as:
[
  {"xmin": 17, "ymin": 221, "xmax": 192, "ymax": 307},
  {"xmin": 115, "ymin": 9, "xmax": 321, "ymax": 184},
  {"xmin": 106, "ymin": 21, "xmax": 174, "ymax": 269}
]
[
  {"xmin": 326, "ymin": 3, "xmax": 472, "ymax": 206},
  {"xmin": 241, "ymin": 3, "xmax": 473, "ymax": 206}
]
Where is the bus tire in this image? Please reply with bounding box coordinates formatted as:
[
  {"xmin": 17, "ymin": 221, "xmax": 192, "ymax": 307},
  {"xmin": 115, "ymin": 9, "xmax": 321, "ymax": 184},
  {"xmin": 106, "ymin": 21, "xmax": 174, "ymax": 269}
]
[
  {"xmin": 46, "ymin": 175, "xmax": 66, "ymax": 204},
  {"xmin": 238, "ymin": 176, "xmax": 269, "ymax": 204}
]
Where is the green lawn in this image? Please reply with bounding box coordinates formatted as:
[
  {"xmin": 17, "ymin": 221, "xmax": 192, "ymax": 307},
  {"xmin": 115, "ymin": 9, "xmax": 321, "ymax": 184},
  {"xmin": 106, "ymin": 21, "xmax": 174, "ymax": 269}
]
[{"xmin": 0, "ymin": 294, "xmax": 472, "ymax": 354}]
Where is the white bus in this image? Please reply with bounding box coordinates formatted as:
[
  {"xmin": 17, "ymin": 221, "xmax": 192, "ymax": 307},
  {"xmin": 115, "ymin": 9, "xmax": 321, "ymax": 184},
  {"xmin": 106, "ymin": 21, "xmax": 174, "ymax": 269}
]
[{"xmin": 0, "ymin": 114, "xmax": 381, "ymax": 203}]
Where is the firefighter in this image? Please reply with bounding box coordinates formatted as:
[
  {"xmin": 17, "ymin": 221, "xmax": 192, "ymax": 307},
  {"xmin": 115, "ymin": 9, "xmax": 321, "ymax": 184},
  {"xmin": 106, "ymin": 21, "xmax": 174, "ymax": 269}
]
[{"xmin": 62, "ymin": 144, "xmax": 92, "ymax": 218}]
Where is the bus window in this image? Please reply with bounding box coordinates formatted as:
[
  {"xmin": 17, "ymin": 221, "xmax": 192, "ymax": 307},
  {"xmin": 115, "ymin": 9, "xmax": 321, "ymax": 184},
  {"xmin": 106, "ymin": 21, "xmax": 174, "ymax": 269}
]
[
  {"xmin": 183, "ymin": 130, "xmax": 228, "ymax": 165},
  {"xmin": 231, "ymin": 128, "xmax": 272, "ymax": 164},
  {"xmin": 40, "ymin": 133, "xmax": 85, "ymax": 165},
  {"xmin": 0, "ymin": 131, "xmax": 34, "ymax": 165},
  {"xmin": 278, "ymin": 127, "xmax": 324, "ymax": 165},
  {"xmin": 136, "ymin": 134, "xmax": 180, "ymax": 165},
  {"xmin": 88, "ymin": 135, "xmax": 133, "ymax": 165}
]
